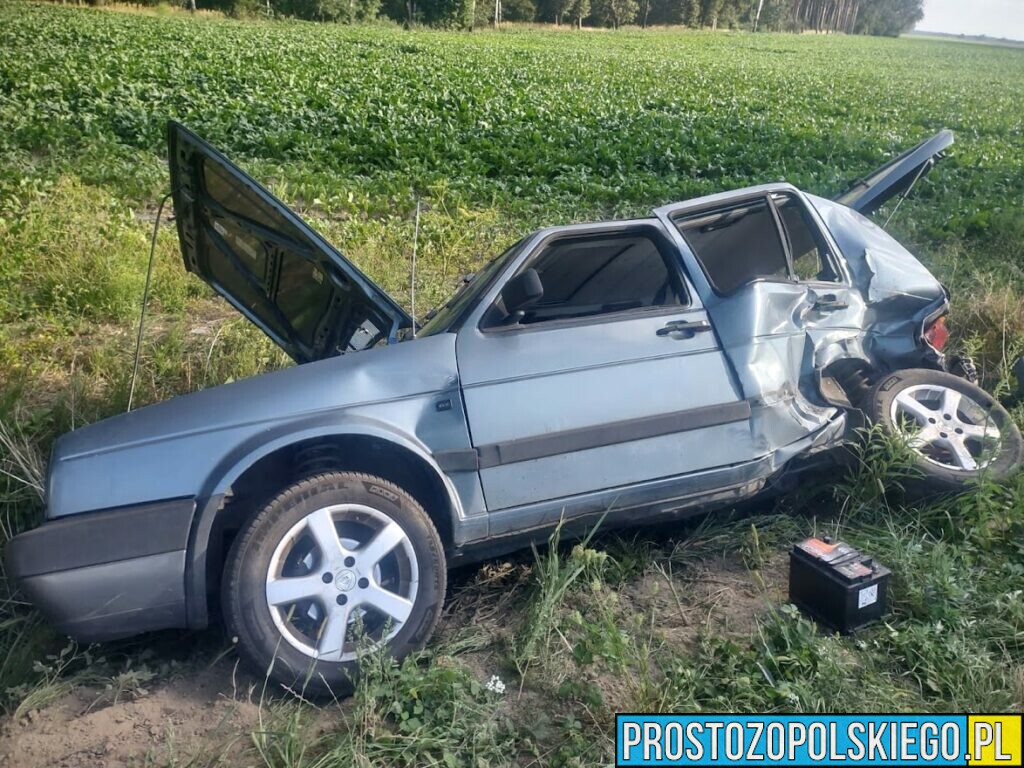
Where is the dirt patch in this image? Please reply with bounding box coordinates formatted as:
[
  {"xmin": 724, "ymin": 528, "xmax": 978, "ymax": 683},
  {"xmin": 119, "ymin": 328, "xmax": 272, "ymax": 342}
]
[
  {"xmin": 622, "ymin": 551, "xmax": 788, "ymax": 647},
  {"xmin": 0, "ymin": 659, "xmax": 262, "ymax": 768}
]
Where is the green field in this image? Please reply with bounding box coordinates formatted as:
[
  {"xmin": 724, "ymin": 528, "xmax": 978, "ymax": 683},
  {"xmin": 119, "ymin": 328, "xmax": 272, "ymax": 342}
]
[{"xmin": 2, "ymin": 3, "xmax": 1024, "ymax": 764}]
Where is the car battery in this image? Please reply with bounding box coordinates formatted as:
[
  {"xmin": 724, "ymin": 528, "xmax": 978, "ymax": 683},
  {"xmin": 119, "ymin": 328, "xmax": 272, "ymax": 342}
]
[{"xmin": 789, "ymin": 537, "xmax": 891, "ymax": 633}]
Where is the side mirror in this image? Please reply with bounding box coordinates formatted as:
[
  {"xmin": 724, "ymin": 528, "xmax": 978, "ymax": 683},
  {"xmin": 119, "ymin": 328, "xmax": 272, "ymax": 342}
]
[{"xmin": 500, "ymin": 268, "xmax": 544, "ymax": 316}]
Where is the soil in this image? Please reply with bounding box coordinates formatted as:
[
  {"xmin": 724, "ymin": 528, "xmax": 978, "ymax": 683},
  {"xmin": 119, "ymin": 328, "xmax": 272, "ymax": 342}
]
[{"xmin": 0, "ymin": 659, "xmax": 263, "ymax": 768}]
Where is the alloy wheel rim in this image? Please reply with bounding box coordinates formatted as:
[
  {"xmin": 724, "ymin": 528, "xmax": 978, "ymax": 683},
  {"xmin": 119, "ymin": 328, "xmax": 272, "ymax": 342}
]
[
  {"xmin": 889, "ymin": 384, "xmax": 1002, "ymax": 471},
  {"xmin": 265, "ymin": 503, "xmax": 418, "ymax": 663}
]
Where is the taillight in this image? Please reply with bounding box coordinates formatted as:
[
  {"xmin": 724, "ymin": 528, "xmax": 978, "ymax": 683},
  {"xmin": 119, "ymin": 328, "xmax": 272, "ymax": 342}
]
[{"xmin": 923, "ymin": 315, "xmax": 950, "ymax": 352}]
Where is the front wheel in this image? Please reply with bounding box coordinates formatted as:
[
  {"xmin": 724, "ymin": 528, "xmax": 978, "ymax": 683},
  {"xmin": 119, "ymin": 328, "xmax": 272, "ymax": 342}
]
[
  {"xmin": 863, "ymin": 368, "xmax": 1023, "ymax": 492},
  {"xmin": 222, "ymin": 472, "xmax": 446, "ymax": 698}
]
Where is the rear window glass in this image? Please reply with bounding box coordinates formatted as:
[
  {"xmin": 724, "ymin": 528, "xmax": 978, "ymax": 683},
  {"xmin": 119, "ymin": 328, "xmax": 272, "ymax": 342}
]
[{"xmin": 674, "ymin": 199, "xmax": 788, "ymax": 294}]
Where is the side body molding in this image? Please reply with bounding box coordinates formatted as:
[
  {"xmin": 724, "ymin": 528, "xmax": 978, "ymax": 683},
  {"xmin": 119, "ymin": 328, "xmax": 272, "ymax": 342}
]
[{"xmin": 435, "ymin": 400, "xmax": 752, "ymax": 471}]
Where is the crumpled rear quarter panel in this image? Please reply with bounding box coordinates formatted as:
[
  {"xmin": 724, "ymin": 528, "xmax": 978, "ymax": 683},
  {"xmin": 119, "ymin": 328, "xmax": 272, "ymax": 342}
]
[{"xmin": 808, "ymin": 194, "xmax": 947, "ymax": 371}]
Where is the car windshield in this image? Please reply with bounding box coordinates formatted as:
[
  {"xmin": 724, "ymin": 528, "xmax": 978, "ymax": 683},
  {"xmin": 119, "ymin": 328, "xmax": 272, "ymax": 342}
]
[{"xmin": 416, "ymin": 238, "xmax": 527, "ymax": 336}]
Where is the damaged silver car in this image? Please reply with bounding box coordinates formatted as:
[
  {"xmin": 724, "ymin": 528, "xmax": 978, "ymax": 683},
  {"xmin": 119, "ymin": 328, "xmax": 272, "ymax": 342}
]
[{"xmin": 7, "ymin": 124, "xmax": 1021, "ymax": 695}]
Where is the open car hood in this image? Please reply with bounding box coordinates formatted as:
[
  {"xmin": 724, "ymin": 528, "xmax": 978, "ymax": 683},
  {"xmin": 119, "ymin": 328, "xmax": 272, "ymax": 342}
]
[
  {"xmin": 834, "ymin": 130, "xmax": 953, "ymax": 216},
  {"xmin": 168, "ymin": 122, "xmax": 412, "ymax": 364}
]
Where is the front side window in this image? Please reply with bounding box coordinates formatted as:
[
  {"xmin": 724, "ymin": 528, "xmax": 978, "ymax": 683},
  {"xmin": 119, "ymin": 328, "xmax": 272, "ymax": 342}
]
[
  {"xmin": 674, "ymin": 199, "xmax": 789, "ymax": 294},
  {"xmin": 483, "ymin": 232, "xmax": 686, "ymax": 329}
]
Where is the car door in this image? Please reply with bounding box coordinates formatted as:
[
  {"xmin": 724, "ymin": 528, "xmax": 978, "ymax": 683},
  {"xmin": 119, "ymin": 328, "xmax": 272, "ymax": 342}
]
[
  {"xmin": 654, "ymin": 185, "xmax": 865, "ymax": 450},
  {"xmin": 455, "ymin": 220, "xmax": 761, "ymax": 518}
]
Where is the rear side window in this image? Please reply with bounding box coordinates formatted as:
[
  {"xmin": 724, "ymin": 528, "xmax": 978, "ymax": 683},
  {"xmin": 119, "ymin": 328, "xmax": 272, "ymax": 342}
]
[
  {"xmin": 773, "ymin": 193, "xmax": 840, "ymax": 283},
  {"xmin": 674, "ymin": 199, "xmax": 789, "ymax": 294},
  {"xmin": 483, "ymin": 232, "xmax": 686, "ymax": 328}
]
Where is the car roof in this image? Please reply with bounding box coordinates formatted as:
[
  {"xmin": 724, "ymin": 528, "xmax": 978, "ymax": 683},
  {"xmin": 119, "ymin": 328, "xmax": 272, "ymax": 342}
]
[
  {"xmin": 528, "ymin": 216, "xmax": 663, "ymax": 240},
  {"xmin": 525, "ymin": 183, "xmax": 806, "ymax": 241},
  {"xmin": 654, "ymin": 182, "xmax": 803, "ymax": 218}
]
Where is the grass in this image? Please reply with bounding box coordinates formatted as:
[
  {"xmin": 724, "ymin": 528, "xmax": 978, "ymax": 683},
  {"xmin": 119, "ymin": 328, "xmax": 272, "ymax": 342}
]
[{"xmin": 1, "ymin": 2, "xmax": 1024, "ymax": 764}]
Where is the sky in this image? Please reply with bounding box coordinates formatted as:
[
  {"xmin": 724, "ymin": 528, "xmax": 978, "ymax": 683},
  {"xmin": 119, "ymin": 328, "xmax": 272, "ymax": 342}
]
[{"xmin": 918, "ymin": 0, "xmax": 1024, "ymax": 41}]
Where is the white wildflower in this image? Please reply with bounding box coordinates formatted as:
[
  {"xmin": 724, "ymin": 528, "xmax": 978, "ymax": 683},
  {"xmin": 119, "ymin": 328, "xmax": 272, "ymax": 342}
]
[{"xmin": 485, "ymin": 675, "xmax": 506, "ymax": 695}]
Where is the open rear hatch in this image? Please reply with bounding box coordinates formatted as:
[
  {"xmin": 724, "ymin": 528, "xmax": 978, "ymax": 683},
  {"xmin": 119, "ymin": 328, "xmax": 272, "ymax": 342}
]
[
  {"xmin": 168, "ymin": 121, "xmax": 412, "ymax": 364},
  {"xmin": 835, "ymin": 130, "xmax": 953, "ymax": 215}
]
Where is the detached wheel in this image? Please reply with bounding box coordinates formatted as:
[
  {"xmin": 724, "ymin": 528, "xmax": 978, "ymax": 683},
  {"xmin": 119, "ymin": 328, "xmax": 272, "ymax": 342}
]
[
  {"xmin": 222, "ymin": 472, "xmax": 446, "ymax": 698},
  {"xmin": 864, "ymin": 368, "xmax": 1023, "ymax": 492}
]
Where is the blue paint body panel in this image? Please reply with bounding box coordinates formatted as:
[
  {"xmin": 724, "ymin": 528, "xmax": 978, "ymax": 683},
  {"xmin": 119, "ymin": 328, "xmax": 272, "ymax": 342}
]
[{"xmin": 7, "ymin": 130, "xmax": 954, "ymax": 644}]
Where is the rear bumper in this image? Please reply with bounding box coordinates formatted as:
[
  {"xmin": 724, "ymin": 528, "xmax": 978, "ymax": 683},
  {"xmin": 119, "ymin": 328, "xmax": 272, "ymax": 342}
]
[{"xmin": 5, "ymin": 499, "xmax": 195, "ymax": 642}]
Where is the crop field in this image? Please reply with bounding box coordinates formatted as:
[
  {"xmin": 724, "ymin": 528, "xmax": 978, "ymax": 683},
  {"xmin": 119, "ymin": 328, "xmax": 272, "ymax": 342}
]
[{"xmin": 1, "ymin": 2, "xmax": 1024, "ymax": 765}]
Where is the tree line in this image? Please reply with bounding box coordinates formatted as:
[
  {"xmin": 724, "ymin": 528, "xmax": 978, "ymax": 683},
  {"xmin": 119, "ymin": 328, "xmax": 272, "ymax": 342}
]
[{"xmin": 97, "ymin": 0, "xmax": 925, "ymax": 35}]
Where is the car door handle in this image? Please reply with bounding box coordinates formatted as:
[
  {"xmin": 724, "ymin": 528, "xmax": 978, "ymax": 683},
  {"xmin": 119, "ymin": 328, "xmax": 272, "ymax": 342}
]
[
  {"xmin": 656, "ymin": 319, "xmax": 712, "ymax": 337},
  {"xmin": 811, "ymin": 295, "xmax": 849, "ymax": 312}
]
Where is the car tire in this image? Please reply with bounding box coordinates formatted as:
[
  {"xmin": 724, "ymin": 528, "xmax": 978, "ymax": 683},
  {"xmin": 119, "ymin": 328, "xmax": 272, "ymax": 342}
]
[
  {"xmin": 863, "ymin": 368, "xmax": 1023, "ymax": 493},
  {"xmin": 222, "ymin": 471, "xmax": 446, "ymax": 698}
]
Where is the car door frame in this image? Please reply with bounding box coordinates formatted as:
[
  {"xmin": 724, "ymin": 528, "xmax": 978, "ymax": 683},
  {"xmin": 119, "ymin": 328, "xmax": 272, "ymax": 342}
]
[
  {"xmin": 654, "ymin": 183, "xmax": 865, "ymax": 353},
  {"xmin": 653, "ymin": 183, "xmax": 864, "ymax": 450},
  {"xmin": 453, "ymin": 217, "xmax": 772, "ymax": 534},
  {"xmin": 653, "ymin": 183, "xmax": 855, "ymax": 301}
]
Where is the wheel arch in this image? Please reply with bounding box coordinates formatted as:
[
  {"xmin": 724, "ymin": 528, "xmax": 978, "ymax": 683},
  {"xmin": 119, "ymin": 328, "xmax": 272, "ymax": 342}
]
[{"xmin": 184, "ymin": 418, "xmax": 463, "ymax": 628}]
